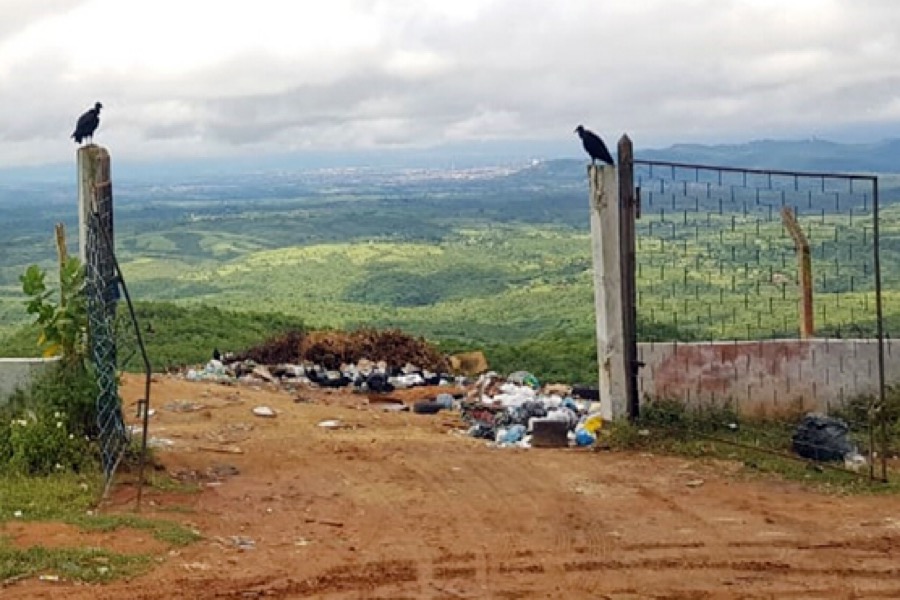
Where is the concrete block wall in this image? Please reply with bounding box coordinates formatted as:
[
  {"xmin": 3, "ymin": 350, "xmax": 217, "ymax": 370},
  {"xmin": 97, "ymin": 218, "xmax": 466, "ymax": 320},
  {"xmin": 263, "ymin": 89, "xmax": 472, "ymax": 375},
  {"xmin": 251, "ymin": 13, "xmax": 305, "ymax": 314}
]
[
  {"xmin": 637, "ymin": 339, "xmax": 898, "ymax": 416},
  {"xmin": 0, "ymin": 358, "xmax": 58, "ymax": 404}
]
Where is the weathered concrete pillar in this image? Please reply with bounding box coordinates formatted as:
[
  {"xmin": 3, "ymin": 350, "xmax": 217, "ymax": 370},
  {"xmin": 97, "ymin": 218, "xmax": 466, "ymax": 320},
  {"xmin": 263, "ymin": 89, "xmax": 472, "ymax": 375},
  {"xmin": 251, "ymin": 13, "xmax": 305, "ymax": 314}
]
[{"xmin": 588, "ymin": 164, "xmax": 628, "ymax": 420}]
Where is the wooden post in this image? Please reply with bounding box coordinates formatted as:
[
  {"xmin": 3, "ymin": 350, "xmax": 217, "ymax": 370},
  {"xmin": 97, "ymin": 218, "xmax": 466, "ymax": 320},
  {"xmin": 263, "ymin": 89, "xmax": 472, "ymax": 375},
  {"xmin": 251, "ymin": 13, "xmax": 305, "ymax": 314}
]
[
  {"xmin": 617, "ymin": 135, "xmax": 639, "ymax": 421},
  {"xmin": 77, "ymin": 145, "xmax": 116, "ymax": 310},
  {"xmin": 589, "ymin": 163, "xmax": 628, "ymax": 420},
  {"xmin": 77, "ymin": 145, "xmax": 113, "ymax": 264},
  {"xmin": 781, "ymin": 206, "xmax": 814, "ymax": 338},
  {"xmin": 55, "ymin": 223, "xmax": 67, "ymax": 308}
]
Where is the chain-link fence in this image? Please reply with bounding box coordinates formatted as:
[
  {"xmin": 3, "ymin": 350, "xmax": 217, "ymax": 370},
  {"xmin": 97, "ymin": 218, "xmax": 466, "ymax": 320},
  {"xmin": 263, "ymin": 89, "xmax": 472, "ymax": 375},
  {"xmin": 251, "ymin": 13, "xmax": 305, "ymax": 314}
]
[{"xmin": 85, "ymin": 195, "xmax": 129, "ymax": 484}]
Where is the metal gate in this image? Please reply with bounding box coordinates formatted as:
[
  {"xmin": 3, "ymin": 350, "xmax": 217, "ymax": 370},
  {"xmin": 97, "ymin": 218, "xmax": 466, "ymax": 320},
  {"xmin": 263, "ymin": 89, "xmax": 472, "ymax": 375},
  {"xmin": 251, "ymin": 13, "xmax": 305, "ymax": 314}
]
[{"xmin": 618, "ymin": 150, "xmax": 889, "ymax": 478}]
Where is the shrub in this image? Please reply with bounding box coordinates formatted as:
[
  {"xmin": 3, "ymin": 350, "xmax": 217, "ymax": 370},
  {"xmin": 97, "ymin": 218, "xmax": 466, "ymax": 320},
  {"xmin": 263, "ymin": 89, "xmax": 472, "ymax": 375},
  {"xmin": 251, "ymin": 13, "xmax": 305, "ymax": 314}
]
[
  {"xmin": 8, "ymin": 362, "xmax": 101, "ymax": 438},
  {"xmin": 1, "ymin": 362, "xmax": 102, "ymax": 475},
  {"xmin": 5, "ymin": 408, "xmax": 94, "ymax": 475}
]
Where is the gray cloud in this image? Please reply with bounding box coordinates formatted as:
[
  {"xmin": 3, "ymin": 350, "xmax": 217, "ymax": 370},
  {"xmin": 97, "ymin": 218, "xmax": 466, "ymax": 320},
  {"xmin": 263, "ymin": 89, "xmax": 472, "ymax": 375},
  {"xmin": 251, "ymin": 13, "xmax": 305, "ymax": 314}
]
[
  {"xmin": 0, "ymin": 0, "xmax": 899, "ymax": 166},
  {"xmin": 0, "ymin": 0, "xmax": 90, "ymax": 45}
]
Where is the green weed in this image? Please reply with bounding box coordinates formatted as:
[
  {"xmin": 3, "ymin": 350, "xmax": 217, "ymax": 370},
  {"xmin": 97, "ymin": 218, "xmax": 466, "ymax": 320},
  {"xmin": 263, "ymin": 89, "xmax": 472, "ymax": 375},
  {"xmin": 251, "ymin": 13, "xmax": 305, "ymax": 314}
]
[{"xmin": 0, "ymin": 543, "xmax": 151, "ymax": 583}]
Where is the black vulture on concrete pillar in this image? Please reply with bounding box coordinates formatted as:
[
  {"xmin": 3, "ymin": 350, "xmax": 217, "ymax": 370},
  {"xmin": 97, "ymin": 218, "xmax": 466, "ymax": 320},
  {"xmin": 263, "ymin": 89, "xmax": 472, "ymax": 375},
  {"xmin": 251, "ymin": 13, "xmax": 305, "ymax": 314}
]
[
  {"xmin": 575, "ymin": 125, "xmax": 615, "ymax": 166},
  {"xmin": 71, "ymin": 102, "xmax": 103, "ymax": 144}
]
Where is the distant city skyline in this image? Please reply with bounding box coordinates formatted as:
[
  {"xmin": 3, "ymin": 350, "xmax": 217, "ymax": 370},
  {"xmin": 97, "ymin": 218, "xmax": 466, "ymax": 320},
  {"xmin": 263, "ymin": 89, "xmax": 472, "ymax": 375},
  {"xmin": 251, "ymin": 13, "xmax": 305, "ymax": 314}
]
[{"xmin": 1, "ymin": 0, "xmax": 899, "ymax": 168}]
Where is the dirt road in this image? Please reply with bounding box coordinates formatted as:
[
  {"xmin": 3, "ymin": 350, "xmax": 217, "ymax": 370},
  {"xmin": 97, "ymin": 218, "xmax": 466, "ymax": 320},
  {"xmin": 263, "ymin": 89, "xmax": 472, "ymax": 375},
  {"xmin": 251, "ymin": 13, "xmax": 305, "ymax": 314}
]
[{"xmin": 7, "ymin": 374, "xmax": 900, "ymax": 598}]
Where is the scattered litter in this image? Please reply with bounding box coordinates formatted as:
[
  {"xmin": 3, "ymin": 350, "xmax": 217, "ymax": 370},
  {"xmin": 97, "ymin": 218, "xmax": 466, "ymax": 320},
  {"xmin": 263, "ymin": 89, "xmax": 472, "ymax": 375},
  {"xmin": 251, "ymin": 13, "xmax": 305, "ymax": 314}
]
[
  {"xmin": 574, "ymin": 429, "xmax": 596, "ymax": 446},
  {"xmin": 413, "ymin": 401, "xmax": 443, "ymax": 415},
  {"xmin": 582, "ymin": 414, "xmax": 604, "ymax": 434},
  {"xmin": 686, "ymin": 479, "xmax": 705, "ymax": 488},
  {"xmin": 252, "ymin": 406, "xmax": 277, "ymax": 418},
  {"xmin": 844, "ymin": 452, "xmax": 868, "ymax": 472},
  {"xmin": 435, "ymin": 393, "xmax": 455, "ymax": 410},
  {"xmin": 229, "ymin": 535, "xmax": 256, "ymax": 551},
  {"xmin": 497, "ymin": 424, "xmax": 527, "ymax": 445},
  {"xmin": 530, "ymin": 419, "xmax": 569, "ymax": 447},
  {"xmin": 295, "ymin": 538, "xmax": 312, "ymax": 547},
  {"xmin": 304, "ymin": 517, "xmax": 344, "ymax": 528},
  {"xmin": 507, "ymin": 371, "xmax": 540, "ymax": 389},
  {"xmin": 198, "ymin": 445, "xmax": 244, "ymax": 455},
  {"xmin": 164, "ymin": 400, "xmax": 206, "ymax": 412},
  {"xmin": 251, "ymin": 365, "xmax": 276, "ymax": 383},
  {"xmin": 186, "ymin": 359, "xmax": 231, "ymax": 382},
  {"xmin": 317, "ymin": 419, "xmax": 345, "ymax": 429},
  {"xmin": 571, "ymin": 385, "xmax": 600, "ymax": 401},
  {"xmin": 367, "ymin": 396, "xmax": 408, "ymax": 412},
  {"xmin": 135, "ymin": 407, "xmax": 156, "ymax": 418},
  {"xmin": 204, "ymin": 422, "xmax": 254, "ymax": 443},
  {"xmin": 13, "ymin": 510, "xmax": 22, "ymax": 518},
  {"xmin": 38, "ymin": 575, "xmax": 60, "ymax": 583},
  {"xmin": 207, "ymin": 463, "xmax": 240, "ymax": 479},
  {"xmin": 148, "ymin": 437, "xmax": 175, "ymax": 449}
]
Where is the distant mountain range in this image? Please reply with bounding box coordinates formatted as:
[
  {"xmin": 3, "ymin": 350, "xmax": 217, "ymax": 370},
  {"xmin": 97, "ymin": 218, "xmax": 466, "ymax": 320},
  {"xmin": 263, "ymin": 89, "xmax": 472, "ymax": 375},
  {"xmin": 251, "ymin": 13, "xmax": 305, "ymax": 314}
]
[
  {"xmin": 636, "ymin": 138, "xmax": 900, "ymax": 174},
  {"xmin": 2, "ymin": 138, "xmax": 900, "ymax": 188}
]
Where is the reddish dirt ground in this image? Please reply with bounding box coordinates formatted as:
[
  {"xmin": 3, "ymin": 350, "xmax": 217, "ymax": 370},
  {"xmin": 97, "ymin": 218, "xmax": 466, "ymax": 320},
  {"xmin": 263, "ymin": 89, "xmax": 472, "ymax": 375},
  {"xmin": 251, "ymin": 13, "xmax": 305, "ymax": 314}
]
[{"xmin": 6, "ymin": 373, "xmax": 900, "ymax": 599}]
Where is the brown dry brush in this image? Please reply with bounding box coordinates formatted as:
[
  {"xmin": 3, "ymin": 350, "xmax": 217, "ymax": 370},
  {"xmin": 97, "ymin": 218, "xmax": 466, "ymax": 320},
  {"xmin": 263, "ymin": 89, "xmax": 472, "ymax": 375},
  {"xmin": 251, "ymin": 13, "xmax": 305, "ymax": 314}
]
[
  {"xmin": 234, "ymin": 330, "xmax": 305, "ymax": 364},
  {"xmin": 299, "ymin": 328, "xmax": 449, "ymax": 372}
]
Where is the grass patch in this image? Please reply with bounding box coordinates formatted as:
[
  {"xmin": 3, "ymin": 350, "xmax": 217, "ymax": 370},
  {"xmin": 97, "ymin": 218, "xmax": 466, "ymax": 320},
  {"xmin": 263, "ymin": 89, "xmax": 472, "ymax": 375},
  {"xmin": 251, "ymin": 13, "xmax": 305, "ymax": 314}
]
[
  {"xmin": 0, "ymin": 543, "xmax": 151, "ymax": 584},
  {"xmin": 156, "ymin": 505, "xmax": 196, "ymax": 515},
  {"xmin": 602, "ymin": 400, "xmax": 900, "ymax": 494},
  {"xmin": 145, "ymin": 472, "xmax": 202, "ymax": 494},
  {"xmin": 67, "ymin": 514, "xmax": 201, "ymax": 547},
  {"xmin": 0, "ymin": 472, "xmax": 200, "ymax": 547},
  {"xmin": 0, "ymin": 473, "xmax": 198, "ymax": 584},
  {"xmin": 0, "ymin": 472, "xmax": 101, "ymax": 521}
]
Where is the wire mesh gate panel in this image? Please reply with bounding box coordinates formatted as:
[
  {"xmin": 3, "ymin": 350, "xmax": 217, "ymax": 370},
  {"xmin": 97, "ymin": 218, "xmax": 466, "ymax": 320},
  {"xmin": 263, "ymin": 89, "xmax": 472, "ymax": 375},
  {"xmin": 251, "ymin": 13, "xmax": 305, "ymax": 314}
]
[
  {"xmin": 632, "ymin": 162, "xmax": 881, "ymax": 342},
  {"xmin": 628, "ymin": 159, "xmax": 887, "ymax": 476},
  {"xmin": 86, "ymin": 186, "xmax": 128, "ymax": 482}
]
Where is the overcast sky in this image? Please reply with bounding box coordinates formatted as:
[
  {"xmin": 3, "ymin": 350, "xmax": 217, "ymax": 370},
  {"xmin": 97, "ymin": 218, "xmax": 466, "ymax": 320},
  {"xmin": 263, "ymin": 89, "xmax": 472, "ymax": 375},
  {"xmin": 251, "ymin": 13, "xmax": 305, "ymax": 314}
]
[{"xmin": 1, "ymin": 0, "xmax": 899, "ymax": 167}]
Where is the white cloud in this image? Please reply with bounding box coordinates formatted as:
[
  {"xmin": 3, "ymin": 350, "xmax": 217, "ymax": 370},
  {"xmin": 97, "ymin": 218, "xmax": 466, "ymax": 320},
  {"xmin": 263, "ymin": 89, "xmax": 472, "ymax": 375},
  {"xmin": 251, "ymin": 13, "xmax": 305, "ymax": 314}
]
[{"xmin": 0, "ymin": 0, "xmax": 898, "ymax": 166}]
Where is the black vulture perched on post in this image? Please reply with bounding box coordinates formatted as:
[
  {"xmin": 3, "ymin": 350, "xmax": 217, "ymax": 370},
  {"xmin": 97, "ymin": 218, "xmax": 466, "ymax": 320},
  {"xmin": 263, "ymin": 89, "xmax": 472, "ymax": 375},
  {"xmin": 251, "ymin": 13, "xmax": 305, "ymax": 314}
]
[
  {"xmin": 575, "ymin": 125, "xmax": 614, "ymax": 166},
  {"xmin": 71, "ymin": 102, "xmax": 103, "ymax": 144}
]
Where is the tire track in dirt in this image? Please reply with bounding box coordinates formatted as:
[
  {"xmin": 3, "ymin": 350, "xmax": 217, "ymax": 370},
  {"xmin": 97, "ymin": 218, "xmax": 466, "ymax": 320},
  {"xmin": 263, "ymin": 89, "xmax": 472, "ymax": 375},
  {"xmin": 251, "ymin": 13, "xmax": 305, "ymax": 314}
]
[{"xmin": 14, "ymin": 375, "xmax": 900, "ymax": 600}]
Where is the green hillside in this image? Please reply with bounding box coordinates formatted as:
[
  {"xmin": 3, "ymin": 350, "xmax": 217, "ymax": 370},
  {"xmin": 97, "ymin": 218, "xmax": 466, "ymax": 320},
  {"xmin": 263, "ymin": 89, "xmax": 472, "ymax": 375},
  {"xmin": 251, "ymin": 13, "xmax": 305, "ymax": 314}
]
[{"xmin": 2, "ymin": 159, "xmax": 899, "ymax": 377}]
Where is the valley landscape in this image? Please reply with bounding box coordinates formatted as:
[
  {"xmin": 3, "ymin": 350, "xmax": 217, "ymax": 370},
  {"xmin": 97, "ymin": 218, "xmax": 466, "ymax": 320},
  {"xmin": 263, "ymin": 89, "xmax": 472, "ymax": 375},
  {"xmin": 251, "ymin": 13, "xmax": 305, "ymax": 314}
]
[{"xmin": 1, "ymin": 140, "xmax": 900, "ymax": 382}]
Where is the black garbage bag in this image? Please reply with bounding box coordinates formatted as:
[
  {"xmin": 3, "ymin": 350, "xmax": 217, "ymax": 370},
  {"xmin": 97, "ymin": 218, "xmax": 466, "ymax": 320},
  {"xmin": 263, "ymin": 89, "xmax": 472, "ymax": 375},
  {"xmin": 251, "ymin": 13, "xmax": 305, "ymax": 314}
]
[
  {"xmin": 791, "ymin": 413, "xmax": 856, "ymax": 462},
  {"xmin": 365, "ymin": 372, "xmax": 394, "ymax": 393}
]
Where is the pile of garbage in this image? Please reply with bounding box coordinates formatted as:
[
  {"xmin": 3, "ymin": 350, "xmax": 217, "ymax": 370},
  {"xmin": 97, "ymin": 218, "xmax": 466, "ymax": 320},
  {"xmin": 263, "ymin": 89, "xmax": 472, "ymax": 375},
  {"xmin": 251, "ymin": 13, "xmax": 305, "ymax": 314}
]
[
  {"xmin": 186, "ymin": 328, "xmax": 455, "ymax": 390},
  {"xmin": 186, "ymin": 356, "xmax": 456, "ymax": 391},
  {"xmin": 459, "ymin": 371, "xmax": 603, "ymax": 448},
  {"xmin": 182, "ymin": 328, "xmax": 604, "ymax": 450}
]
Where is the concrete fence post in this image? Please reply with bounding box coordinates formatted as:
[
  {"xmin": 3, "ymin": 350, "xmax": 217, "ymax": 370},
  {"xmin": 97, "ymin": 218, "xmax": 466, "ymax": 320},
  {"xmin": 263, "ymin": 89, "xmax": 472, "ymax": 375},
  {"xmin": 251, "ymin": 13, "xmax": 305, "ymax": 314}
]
[{"xmin": 588, "ymin": 164, "xmax": 628, "ymax": 420}]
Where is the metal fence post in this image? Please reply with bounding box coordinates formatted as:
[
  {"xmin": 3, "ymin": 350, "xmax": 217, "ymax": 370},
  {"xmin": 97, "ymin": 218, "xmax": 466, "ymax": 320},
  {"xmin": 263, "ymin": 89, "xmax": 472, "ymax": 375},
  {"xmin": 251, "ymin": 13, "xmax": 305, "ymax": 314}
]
[{"xmin": 618, "ymin": 135, "xmax": 640, "ymax": 421}]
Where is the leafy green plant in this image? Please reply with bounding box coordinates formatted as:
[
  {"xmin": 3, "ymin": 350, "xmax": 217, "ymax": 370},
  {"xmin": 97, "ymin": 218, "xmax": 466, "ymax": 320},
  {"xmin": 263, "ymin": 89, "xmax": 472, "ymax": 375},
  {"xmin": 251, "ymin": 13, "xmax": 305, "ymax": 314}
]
[
  {"xmin": 5, "ymin": 361, "xmax": 101, "ymax": 439},
  {"xmin": 20, "ymin": 259, "xmax": 87, "ymax": 365},
  {"xmin": 5, "ymin": 408, "xmax": 94, "ymax": 476}
]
